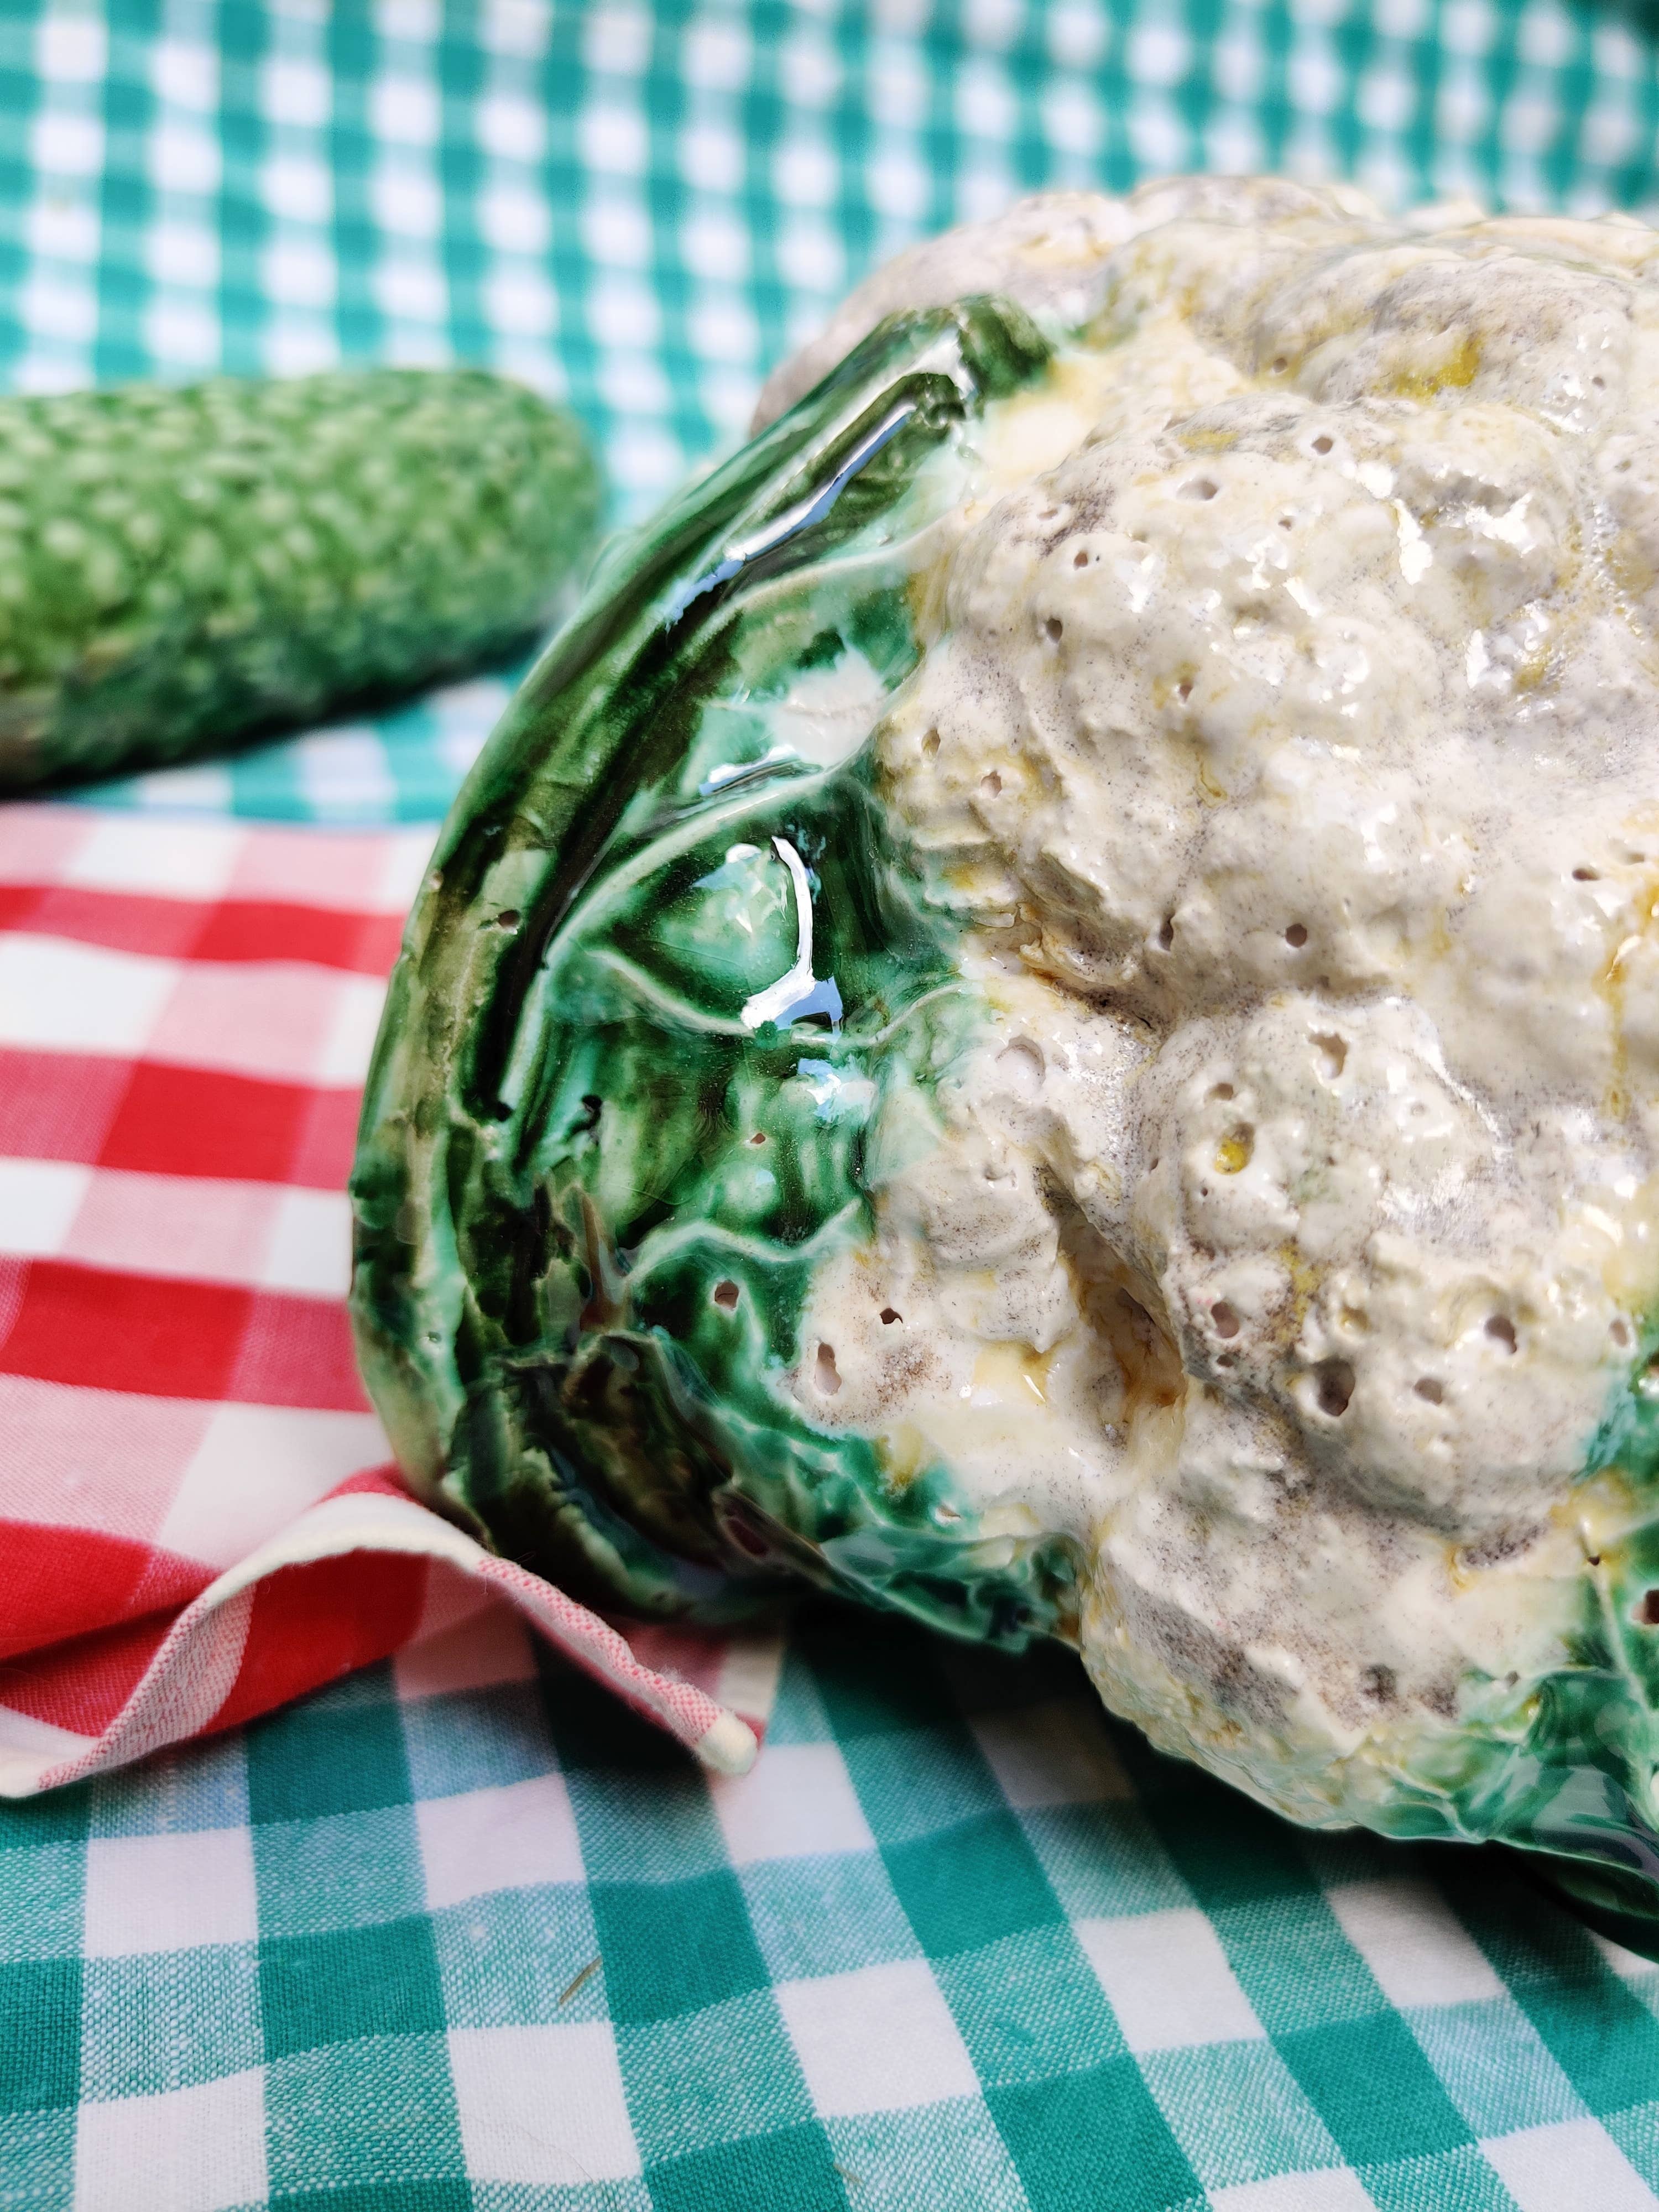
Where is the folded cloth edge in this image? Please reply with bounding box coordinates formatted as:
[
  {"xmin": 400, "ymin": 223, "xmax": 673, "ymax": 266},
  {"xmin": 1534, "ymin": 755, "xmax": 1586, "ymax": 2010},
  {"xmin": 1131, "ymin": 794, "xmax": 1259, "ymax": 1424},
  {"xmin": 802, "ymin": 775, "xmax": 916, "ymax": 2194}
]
[{"xmin": 0, "ymin": 1469, "xmax": 761, "ymax": 1796}]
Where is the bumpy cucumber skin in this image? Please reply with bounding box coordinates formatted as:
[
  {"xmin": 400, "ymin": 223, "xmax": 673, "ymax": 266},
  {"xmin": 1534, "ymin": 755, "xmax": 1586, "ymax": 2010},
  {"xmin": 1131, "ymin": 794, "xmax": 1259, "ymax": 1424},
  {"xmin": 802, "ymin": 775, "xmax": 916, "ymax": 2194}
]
[{"xmin": 0, "ymin": 367, "xmax": 602, "ymax": 787}]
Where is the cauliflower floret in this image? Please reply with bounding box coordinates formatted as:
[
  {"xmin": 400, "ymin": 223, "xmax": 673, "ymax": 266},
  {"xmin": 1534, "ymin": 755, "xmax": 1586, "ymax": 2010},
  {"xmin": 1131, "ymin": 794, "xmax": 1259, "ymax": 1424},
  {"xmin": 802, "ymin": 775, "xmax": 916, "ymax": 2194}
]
[{"xmin": 789, "ymin": 180, "xmax": 1659, "ymax": 1822}]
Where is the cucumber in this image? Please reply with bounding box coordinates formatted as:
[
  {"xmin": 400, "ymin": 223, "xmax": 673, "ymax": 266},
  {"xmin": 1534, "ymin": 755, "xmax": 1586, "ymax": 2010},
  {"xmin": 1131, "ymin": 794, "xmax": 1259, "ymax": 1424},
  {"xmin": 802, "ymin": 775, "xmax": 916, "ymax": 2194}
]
[{"xmin": 0, "ymin": 367, "xmax": 602, "ymax": 787}]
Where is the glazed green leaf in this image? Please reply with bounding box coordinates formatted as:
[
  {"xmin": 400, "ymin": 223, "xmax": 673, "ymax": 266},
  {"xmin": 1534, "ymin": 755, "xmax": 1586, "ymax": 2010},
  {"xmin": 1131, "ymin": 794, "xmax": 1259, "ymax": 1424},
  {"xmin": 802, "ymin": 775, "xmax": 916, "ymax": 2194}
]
[{"xmin": 0, "ymin": 367, "xmax": 601, "ymax": 787}]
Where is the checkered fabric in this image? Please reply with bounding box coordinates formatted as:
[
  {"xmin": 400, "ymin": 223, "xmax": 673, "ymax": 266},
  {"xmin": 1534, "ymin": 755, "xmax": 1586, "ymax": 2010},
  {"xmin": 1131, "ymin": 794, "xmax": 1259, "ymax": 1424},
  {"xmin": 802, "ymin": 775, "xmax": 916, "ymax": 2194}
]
[
  {"xmin": 0, "ymin": 802, "xmax": 770, "ymax": 1797},
  {"xmin": 10, "ymin": 0, "xmax": 1659, "ymax": 824},
  {"xmin": 11, "ymin": 1604, "xmax": 1659, "ymax": 2211},
  {"xmin": 10, "ymin": 3, "xmax": 1659, "ymax": 2207}
]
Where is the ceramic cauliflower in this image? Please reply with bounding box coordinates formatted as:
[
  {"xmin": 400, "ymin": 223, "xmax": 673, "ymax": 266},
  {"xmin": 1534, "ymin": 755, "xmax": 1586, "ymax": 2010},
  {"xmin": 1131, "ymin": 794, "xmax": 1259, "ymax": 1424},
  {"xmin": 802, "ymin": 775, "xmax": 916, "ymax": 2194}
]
[{"xmin": 352, "ymin": 178, "xmax": 1659, "ymax": 1945}]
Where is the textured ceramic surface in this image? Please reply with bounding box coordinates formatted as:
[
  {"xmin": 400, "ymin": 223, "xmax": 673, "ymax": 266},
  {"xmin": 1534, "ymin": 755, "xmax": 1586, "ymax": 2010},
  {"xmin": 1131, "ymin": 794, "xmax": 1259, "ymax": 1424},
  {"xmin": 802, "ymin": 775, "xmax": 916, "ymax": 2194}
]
[
  {"xmin": 0, "ymin": 368, "xmax": 601, "ymax": 787},
  {"xmin": 351, "ymin": 295, "xmax": 1659, "ymax": 1948}
]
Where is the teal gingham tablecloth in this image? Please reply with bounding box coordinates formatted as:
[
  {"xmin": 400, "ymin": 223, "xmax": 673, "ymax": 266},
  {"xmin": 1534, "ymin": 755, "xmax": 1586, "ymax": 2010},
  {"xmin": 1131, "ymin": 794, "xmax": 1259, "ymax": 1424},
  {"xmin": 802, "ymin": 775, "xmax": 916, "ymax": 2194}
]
[
  {"xmin": 12, "ymin": 2, "xmax": 1659, "ymax": 2207},
  {"xmin": 27, "ymin": 0, "xmax": 1659, "ymax": 823}
]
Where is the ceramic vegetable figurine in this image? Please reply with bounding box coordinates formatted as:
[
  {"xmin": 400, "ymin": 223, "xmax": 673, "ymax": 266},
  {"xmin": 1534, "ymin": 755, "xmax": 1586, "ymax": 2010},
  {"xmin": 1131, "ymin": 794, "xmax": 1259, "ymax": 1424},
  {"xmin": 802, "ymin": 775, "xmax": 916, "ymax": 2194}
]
[
  {"xmin": 0, "ymin": 366, "xmax": 600, "ymax": 786},
  {"xmin": 353, "ymin": 178, "xmax": 1659, "ymax": 1949}
]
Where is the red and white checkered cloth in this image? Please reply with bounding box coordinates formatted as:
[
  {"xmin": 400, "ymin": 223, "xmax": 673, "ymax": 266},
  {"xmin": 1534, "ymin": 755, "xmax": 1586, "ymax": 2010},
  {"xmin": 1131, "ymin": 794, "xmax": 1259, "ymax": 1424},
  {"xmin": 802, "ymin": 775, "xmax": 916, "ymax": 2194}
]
[{"xmin": 0, "ymin": 805, "xmax": 771, "ymax": 1797}]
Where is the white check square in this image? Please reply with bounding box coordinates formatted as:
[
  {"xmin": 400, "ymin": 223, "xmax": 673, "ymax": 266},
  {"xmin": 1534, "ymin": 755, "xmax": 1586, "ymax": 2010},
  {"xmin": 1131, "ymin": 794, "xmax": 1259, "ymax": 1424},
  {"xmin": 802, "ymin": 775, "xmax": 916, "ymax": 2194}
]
[
  {"xmin": 776, "ymin": 1958, "xmax": 977, "ymax": 2119},
  {"xmin": 1212, "ymin": 2172, "xmax": 1376, "ymax": 2212},
  {"xmin": 1483, "ymin": 2116, "xmax": 1658, "ymax": 2211},
  {"xmin": 709, "ymin": 1738, "xmax": 874, "ymax": 1866},
  {"xmin": 82, "ymin": 1826, "xmax": 258, "ymax": 1958},
  {"xmin": 0, "ymin": 1156, "xmax": 88, "ymax": 1259},
  {"xmin": 1324, "ymin": 1877, "xmax": 1505, "ymax": 2010},
  {"xmin": 75, "ymin": 2067, "xmax": 266, "ymax": 2212},
  {"xmin": 972, "ymin": 1697, "xmax": 1133, "ymax": 1809},
  {"xmin": 417, "ymin": 1772, "xmax": 585, "ymax": 1908},
  {"xmin": 1076, "ymin": 1907, "xmax": 1264, "ymax": 2051},
  {"xmin": 448, "ymin": 2022, "xmax": 639, "ymax": 2184}
]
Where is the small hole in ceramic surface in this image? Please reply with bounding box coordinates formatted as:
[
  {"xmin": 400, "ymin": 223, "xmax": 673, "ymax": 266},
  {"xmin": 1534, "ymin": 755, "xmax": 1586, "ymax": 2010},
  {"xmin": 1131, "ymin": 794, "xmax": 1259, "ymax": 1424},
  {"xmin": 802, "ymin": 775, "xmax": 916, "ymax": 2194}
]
[
  {"xmin": 1573, "ymin": 867, "xmax": 1599, "ymax": 882},
  {"xmin": 814, "ymin": 1343, "xmax": 842, "ymax": 1395},
  {"xmin": 1156, "ymin": 914, "xmax": 1175, "ymax": 951},
  {"xmin": 1311, "ymin": 433, "xmax": 1334, "ymax": 455},
  {"xmin": 1215, "ymin": 1124, "xmax": 1254, "ymax": 1173},
  {"xmin": 1180, "ymin": 476, "xmax": 1219, "ymax": 502},
  {"xmin": 727, "ymin": 1514, "xmax": 770, "ymax": 1559},
  {"xmin": 1072, "ymin": 546, "xmax": 1089, "ymax": 568},
  {"xmin": 1314, "ymin": 1359, "xmax": 1355, "ymax": 1417},
  {"xmin": 879, "ymin": 1306, "xmax": 902, "ymax": 1326},
  {"xmin": 1639, "ymin": 1590, "xmax": 1659, "ymax": 1626},
  {"xmin": 1285, "ymin": 922, "xmax": 1308, "ymax": 948},
  {"xmin": 1415, "ymin": 1376, "xmax": 1444, "ymax": 1405},
  {"xmin": 1176, "ymin": 677, "xmax": 1193, "ymax": 703},
  {"xmin": 1270, "ymin": 355, "xmax": 1288, "ymax": 375},
  {"xmin": 712, "ymin": 1279, "xmax": 740, "ymax": 1311},
  {"xmin": 747, "ymin": 1131, "xmax": 767, "ymax": 1146},
  {"xmin": 1313, "ymin": 1031, "xmax": 1348, "ymax": 1080},
  {"xmin": 1044, "ymin": 615, "xmax": 1064, "ymax": 641},
  {"xmin": 1278, "ymin": 513, "xmax": 1294, "ymax": 529},
  {"xmin": 1209, "ymin": 1081, "xmax": 1235, "ymax": 1102},
  {"xmin": 1485, "ymin": 1314, "xmax": 1518, "ymax": 1354},
  {"xmin": 1213, "ymin": 1301, "xmax": 1241, "ymax": 1340},
  {"xmin": 1612, "ymin": 1318, "xmax": 1633, "ymax": 1348},
  {"xmin": 980, "ymin": 770, "xmax": 1003, "ymax": 799},
  {"xmin": 922, "ymin": 728, "xmax": 941, "ymax": 759},
  {"xmin": 1593, "ymin": 374, "xmax": 1607, "ymax": 390},
  {"xmin": 495, "ymin": 909, "xmax": 520, "ymax": 928}
]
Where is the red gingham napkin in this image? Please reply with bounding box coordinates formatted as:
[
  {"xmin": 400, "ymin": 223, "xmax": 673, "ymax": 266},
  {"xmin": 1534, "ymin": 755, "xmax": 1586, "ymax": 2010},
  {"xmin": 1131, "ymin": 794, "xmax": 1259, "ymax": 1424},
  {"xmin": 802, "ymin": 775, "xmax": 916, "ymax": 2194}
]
[{"xmin": 0, "ymin": 805, "xmax": 770, "ymax": 1796}]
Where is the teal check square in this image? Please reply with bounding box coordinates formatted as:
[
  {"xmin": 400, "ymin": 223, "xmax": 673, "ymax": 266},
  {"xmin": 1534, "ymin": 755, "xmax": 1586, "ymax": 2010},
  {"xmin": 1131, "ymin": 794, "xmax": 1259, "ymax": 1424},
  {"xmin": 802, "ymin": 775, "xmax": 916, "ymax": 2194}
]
[
  {"xmin": 246, "ymin": 1683, "xmax": 413, "ymax": 1828},
  {"xmin": 80, "ymin": 1944, "xmax": 263, "ymax": 2100},
  {"xmin": 823, "ymin": 2101, "xmax": 1030, "ymax": 2212},
  {"xmin": 537, "ymin": 1650, "xmax": 702, "ymax": 1777},
  {"xmin": 589, "ymin": 1868, "xmax": 771, "ymax": 2025},
  {"xmin": 252, "ymin": 1804, "xmax": 426, "ymax": 1937},
  {"xmin": 565, "ymin": 1767, "xmax": 731, "ymax": 1887},
  {"xmin": 1139, "ymin": 2037, "xmax": 1342, "ymax": 2190},
  {"xmin": 87, "ymin": 1736, "xmax": 248, "ymax": 1839},
  {"xmin": 470, "ymin": 2188, "xmax": 653, "ymax": 2212},
  {"xmin": 1275, "ymin": 2011, "xmax": 1474, "ymax": 2166},
  {"xmin": 0, "ymin": 1960, "xmax": 79, "ymax": 2113},
  {"xmin": 0, "ymin": 1841, "xmax": 82, "ymax": 1965},
  {"xmin": 933, "ymin": 1923, "xmax": 1124, "ymax": 2087},
  {"xmin": 1407, "ymin": 1996, "xmax": 1582, "ymax": 2138},
  {"xmin": 399, "ymin": 1683, "xmax": 556, "ymax": 1802},
  {"xmin": 883, "ymin": 1809, "xmax": 1067, "ymax": 1960},
  {"xmin": 617, "ymin": 1990, "xmax": 813, "ymax": 2163},
  {"xmin": 739, "ymin": 1849, "xmax": 922, "ymax": 1984},
  {"xmin": 799, "ymin": 1614, "xmax": 962, "ymax": 1741},
  {"xmin": 264, "ymin": 2033, "xmax": 467, "ymax": 2197},
  {"xmin": 1606, "ymin": 2102, "xmax": 1659, "ymax": 2193},
  {"xmin": 0, "ymin": 1790, "xmax": 88, "ymax": 1856},
  {"xmin": 987, "ymin": 2054, "xmax": 1202, "ymax": 2212},
  {"xmin": 834, "ymin": 1725, "xmax": 1012, "ymax": 1849},
  {"xmin": 260, "ymin": 1915, "xmax": 447, "ymax": 2060},
  {"xmin": 761, "ymin": 1644, "xmax": 837, "ymax": 1747},
  {"xmin": 0, "ymin": 2108, "xmax": 75, "ymax": 2212},
  {"xmin": 430, "ymin": 1887, "xmax": 606, "ymax": 2029},
  {"xmin": 1359, "ymin": 2143, "xmax": 1521, "ymax": 2212},
  {"xmin": 271, "ymin": 2185, "xmax": 471, "ymax": 2212},
  {"xmin": 1019, "ymin": 1803, "xmax": 1193, "ymax": 1923},
  {"xmin": 645, "ymin": 2122, "xmax": 849, "ymax": 2212}
]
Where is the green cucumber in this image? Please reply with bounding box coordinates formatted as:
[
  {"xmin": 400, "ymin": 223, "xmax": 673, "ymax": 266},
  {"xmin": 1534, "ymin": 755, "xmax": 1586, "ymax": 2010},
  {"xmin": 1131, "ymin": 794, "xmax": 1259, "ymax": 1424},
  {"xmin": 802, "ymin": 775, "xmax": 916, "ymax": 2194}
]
[{"xmin": 0, "ymin": 367, "xmax": 602, "ymax": 787}]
